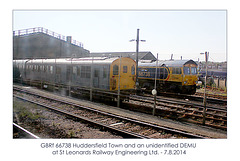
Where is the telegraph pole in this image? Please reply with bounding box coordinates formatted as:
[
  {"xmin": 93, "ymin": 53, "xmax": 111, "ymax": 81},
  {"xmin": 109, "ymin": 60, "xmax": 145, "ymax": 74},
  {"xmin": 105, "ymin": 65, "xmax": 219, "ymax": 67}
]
[
  {"xmin": 130, "ymin": 29, "xmax": 146, "ymax": 90},
  {"xmin": 152, "ymin": 53, "xmax": 158, "ymax": 116},
  {"xmin": 117, "ymin": 56, "xmax": 122, "ymax": 107},
  {"xmin": 200, "ymin": 51, "xmax": 209, "ymax": 125},
  {"xmin": 136, "ymin": 29, "xmax": 139, "ymax": 89}
]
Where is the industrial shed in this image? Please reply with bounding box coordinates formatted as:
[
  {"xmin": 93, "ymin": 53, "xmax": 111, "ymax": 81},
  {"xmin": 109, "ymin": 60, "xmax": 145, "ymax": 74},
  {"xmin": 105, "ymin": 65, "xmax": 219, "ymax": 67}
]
[
  {"xmin": 89, "ymin": 52, "xmax": 157, "ymax": 61},
  {"xmin": 13, "ymin": 27, "xmax": 90, "ymax": 59}
]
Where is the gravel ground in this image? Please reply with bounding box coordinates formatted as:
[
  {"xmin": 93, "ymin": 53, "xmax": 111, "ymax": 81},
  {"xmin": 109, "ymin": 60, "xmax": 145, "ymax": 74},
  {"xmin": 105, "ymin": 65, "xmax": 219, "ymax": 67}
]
[
  {"xmin": 13, "ymin": 97, "xmax": 123, "ymax": 139},
  {"xmin": 13, "ymin": 85, "xmax": 227, "ymax": 138}
]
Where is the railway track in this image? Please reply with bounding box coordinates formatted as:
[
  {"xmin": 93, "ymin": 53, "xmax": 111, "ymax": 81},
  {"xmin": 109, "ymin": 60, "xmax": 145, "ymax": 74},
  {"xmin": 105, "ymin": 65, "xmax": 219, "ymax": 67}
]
[
  {"xmin": 13, "ymin": 86, "xmax": 206, "ymax": 139},
  {"xmin": 13, "ymin": 123, "xmax": 40, "ymax": 139},
  {"xmin": 154, "ymin": 91, "xmax": 227, "ymax": 105},
  {"xmin": 128, "ymin": 94, "xmax": 227, "ymax": 130}
]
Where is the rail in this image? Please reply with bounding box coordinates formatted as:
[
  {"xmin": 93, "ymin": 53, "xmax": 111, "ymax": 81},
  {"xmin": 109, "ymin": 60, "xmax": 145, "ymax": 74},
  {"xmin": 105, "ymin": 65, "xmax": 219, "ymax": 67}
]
[
  {"xmin": 13, "ymin": 27, "xmax": 84, "ymax": 48},
  {"xmin": 13, "ymin": 123, "xmax": 40, "ymax": 139},
  {"xmin": 13, "ymin": 86, "xmax": 206, "ymax": 138}
]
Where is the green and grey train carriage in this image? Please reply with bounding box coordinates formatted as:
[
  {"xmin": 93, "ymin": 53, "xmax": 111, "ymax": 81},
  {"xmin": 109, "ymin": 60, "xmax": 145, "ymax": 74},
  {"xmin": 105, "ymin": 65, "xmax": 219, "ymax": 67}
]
[{"xmin": 13, "ymin": 57, "xmax": 136, "ymax": 94}]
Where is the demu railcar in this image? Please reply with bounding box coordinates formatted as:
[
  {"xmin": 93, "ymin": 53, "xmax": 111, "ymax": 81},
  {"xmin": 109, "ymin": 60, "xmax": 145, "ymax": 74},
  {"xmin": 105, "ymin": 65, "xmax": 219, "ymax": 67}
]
[{"xmin": 13, "ymin": 57, "xmax": 136, "ymax": 97}]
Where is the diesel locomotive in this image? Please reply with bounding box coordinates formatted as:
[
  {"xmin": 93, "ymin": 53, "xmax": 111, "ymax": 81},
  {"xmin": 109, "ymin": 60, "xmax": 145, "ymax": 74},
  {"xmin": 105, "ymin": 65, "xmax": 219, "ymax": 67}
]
[{"xmin": 138, "ymin": 59, "xmax": 198, "ymax": 94}]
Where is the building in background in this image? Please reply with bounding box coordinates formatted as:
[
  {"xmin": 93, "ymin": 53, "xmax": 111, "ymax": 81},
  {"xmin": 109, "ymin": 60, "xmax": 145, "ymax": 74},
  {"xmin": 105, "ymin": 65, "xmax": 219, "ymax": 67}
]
[
  {"xmin": 13, "ymin": 27, "xmax": 90, "ymax": 59},
  {"xmin": 198, "ymin": 61, "xmax": 227, "ymax": 72},
  {"xmin": 89, "ymin": 51, "xmax": 157, "ymax": 61}
]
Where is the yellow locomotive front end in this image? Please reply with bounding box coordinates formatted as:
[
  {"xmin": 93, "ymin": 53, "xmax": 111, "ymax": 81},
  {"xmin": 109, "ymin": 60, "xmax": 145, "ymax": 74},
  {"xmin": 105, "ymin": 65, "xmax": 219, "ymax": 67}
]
[
  {"xmin": 110, "ymin": 57, "xmax": 136, "ymax": 91},
  {"xmin": 181, "ymin": 62, "xmax": 198, "ymax": 94}
]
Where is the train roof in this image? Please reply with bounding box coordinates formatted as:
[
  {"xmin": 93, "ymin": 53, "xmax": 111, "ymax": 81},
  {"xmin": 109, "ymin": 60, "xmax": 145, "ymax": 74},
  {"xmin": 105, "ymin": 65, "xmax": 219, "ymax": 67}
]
[
  {"xmin": 139, "ymin": 59, "xmax": 197, "ymax": 67},
  {"xmin": 14, "ymin": 57, "xmax": 126, "ymax": 65}
]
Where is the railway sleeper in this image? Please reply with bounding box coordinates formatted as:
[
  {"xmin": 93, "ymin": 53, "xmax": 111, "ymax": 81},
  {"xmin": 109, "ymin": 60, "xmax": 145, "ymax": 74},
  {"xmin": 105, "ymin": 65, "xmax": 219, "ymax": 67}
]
[{"xmin": 174, "ymin": 112, "xmax": 225, "ymax": 125}]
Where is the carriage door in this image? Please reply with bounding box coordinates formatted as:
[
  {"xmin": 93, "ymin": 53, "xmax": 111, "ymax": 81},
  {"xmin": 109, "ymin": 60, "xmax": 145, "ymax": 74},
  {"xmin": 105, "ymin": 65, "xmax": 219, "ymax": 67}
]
[
  {"xmin": 93, "ymin": 68, "xmax": 99, "ymax": 88},
  {"xmin": 24, "ymin": 61, "xmax": 27, "ymax": 78}
]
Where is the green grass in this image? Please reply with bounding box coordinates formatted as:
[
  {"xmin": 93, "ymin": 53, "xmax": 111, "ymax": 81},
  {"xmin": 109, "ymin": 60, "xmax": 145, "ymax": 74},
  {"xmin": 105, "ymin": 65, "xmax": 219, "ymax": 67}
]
[{"xmin": 13, "ymin": 98, "xmax": 42, "ymax": 122}]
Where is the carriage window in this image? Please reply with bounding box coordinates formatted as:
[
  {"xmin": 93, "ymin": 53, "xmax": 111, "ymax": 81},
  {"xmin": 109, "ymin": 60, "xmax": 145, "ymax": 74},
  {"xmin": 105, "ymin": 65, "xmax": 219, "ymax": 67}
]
[
  {"xmin": 81, "ymin": 66, "xmax": 91, "ymax": 78},
  {"xmin": 103, "ymin": 66, "xmax": 107, "ymax": 78},
  {"xmin": 172, "ymin": 67, "xmax": 182, "ymax": 74},
  {"xmin": 50, "ymin": 66, "xmax": 53, "ymax": 74},
  {"xmin": 33, "ymin": 65, "xmax": 37, "ymax": 71},
  {"xmin": 86, "ymin": 66, "xmax": 91, "ymax": 78},
  {"xmin": 183, "ymin": 67, "xmax": 190, "ymax": 75},
  {"xmin": 113, "ymin": 65, "xmax": 119, "ymax": 75},
  {"xmin": 159, "ymin": 68, "xmax": 168, "ymax": 79},
  {"xmin": 73, "ymin": 66, "xmax": 77, "ymax": 75},
  {"xmin": 191, "ymin": 67, "xmax": 197, "ymax": 75},
  {"xmin": 37, "ymin": 65, "xmax": 40, "ymax": 72},
  {"xmin": 77, "ymin": 67, "xmax": 81, "ymax": 76},
  {"xmin": 123, "ymin": 66, "xmax": 128, "ymax": 73},
  {"xmin": 56, "ymin": 66, "xmax": 61, "ymax": 74},
  {"xmin": 47, "ymin": 66, "xmax": 50, "ymax": 73},
  {"xmin": 43, "ymin": 65, "xmax": 47, "ymax": 72},
  {"xmin": 131, "ymin": 65, "xmax": 135, "ymax": 75},
  {"xmin": 94, "ymin": 69, "xmax": 99, "ymax": 77}
]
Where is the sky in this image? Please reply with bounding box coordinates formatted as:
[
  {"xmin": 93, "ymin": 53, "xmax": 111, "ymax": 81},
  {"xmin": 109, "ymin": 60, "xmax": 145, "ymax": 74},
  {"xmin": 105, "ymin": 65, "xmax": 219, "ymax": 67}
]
[{"xmin": 13, "ymin": 10, "xmax": 226, "ymax": 62}]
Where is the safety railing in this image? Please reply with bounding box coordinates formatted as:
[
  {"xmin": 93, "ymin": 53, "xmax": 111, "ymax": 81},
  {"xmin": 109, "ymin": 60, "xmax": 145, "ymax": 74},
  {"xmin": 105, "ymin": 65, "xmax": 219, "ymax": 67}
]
[{"xmin": 13, "ymin": 27, "xmax": 83, "ymax": 48}]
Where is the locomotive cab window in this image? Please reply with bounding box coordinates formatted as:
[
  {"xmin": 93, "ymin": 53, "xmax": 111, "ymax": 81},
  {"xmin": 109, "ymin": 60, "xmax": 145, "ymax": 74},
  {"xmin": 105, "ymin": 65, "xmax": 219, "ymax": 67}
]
[
  {"xmin": 123, "ymin": 66, "xmax": 128, "ymax": 73},
  {"xmin": 191, "ymin": 67, "xmax": 197, "ymax": 75},
  {"xmin": 183, "ymin": 67, "xmax": 190, "ymax": 75},
  {"xmin": 131, "ymin": 65, "xmax": 135, "ymax": 75},
  {"xmin": 113, "ymin": 65, "xmax": 119, "ymax": 75}
]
